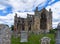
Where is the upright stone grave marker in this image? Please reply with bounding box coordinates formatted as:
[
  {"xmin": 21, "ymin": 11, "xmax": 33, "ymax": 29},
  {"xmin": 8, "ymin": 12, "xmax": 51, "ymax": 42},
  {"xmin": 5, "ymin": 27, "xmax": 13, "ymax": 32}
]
[
  {"xmin": 56, "ymin": 23, "xmax": 60, "ymax": 44},
  {"xmin": 0, "ymin": 24, "xmax": 11, "ymax": 44},
  {"xmin": 20, "ymin": 31, "xmax": 28, "ymax": 42},
  {"xmin": 41, "ymin": 37, "xmax": 51, "ymax": 44}
]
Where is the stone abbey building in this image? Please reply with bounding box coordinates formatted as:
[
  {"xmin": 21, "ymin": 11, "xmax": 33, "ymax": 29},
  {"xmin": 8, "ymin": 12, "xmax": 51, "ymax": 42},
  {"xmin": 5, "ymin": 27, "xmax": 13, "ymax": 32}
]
[{"xmin": 14, "ymin": 7, "xmax": 52, "ymax": 33}]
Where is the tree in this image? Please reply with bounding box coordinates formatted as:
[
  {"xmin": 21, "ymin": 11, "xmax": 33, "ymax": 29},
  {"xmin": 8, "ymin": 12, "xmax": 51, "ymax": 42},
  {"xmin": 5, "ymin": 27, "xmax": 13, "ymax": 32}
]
[{"xmin": 11, "ymin": 25, "xmax": 14, "ymax": 31}]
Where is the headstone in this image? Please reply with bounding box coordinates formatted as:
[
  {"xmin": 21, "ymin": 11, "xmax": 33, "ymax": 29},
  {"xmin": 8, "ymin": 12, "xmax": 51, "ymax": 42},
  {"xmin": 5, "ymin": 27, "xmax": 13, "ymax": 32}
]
[
  {"xmin": 41, "ymin": 37, "xmax": 51, "ymax": 44},
  {"xmin": 56, "ymin": 23, "xmax": 60, "ymax": 44},
  {"xmin": 0, "ymin": 24, "xmax": 11, "ymax": 44},
  {"xmin": 57, "ymin": 23, "xmax": 60, "ymax": 30},
  {"xmin": 20, "ymin": 31, "xmax": 28, "ymax": 42}
]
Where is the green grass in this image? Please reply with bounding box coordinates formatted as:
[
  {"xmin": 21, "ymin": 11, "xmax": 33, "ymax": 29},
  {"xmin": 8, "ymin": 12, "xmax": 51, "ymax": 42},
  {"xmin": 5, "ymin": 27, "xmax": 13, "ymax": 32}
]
[{"xmin": 11, "ymin": 33, "xmax": 55, "ymax": 44}]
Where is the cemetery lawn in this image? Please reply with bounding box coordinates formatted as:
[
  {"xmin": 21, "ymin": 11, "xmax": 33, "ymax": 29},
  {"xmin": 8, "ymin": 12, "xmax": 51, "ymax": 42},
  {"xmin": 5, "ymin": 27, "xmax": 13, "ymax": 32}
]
[{"xmin": 11, "ymin": 33, "xmax": 55, "ymax": 44}]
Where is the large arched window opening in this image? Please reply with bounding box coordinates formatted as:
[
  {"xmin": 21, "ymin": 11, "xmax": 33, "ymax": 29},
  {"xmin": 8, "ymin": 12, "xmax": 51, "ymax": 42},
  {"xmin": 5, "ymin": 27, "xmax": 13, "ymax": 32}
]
[{"xmin": 40, "ymin": 12, "xmax": 47, "ymax": 29}]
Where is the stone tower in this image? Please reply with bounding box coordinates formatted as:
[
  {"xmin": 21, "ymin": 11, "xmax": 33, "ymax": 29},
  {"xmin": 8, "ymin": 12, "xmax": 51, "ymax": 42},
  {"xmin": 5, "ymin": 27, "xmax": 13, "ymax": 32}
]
[{"xmin": 34, "ymin": 7, "xmax": 40, "ymax": 33}]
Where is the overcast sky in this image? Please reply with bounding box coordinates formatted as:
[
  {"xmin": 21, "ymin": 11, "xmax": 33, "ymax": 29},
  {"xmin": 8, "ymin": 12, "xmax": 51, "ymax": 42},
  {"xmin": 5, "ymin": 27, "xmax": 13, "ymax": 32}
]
[{"xmin": 0, "ymin": 0, "xmax": 60, "ymax": 28}]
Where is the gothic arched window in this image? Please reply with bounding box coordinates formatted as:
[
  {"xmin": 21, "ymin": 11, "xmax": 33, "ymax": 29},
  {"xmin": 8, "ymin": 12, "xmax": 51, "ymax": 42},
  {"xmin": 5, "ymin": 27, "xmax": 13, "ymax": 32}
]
[{"xmin": 40, "ymin": 12, "xmax": 47, "ymax": 29}]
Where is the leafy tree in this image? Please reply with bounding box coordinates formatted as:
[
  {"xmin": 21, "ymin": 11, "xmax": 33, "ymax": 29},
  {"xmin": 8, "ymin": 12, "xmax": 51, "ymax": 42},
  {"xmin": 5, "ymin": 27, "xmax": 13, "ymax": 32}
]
[
  {"xmin": 11, "ymin": 25, "xmax": 14, "ymax": 31},
  {"xmin": 49, "ymin": 28, "xmax": 57, "ymax": 34}
]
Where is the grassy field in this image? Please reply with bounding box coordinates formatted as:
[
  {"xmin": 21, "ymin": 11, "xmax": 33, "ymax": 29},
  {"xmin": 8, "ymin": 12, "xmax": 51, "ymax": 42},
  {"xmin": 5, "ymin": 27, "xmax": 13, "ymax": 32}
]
[{"xmin": 11, "ymin": 33, "xmax": 55, "ymax": 44}]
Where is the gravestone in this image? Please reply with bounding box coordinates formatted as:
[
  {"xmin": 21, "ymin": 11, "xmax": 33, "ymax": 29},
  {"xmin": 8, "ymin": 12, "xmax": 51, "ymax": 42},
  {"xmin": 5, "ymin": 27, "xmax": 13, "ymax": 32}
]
[
  {"xmin": 56, "ymin": 23, "xmax": 60, "ymax": 44},
  {"xmin": 0, "ymin": 24, "xmax": 11, "ymax": 44},
  {"xmin": 41, "ymin": 37, "xmax": 51, "ymax": 44},
  {"xmin": 20, "ymin": 31, "xmax": 28, "ymax": 42}
]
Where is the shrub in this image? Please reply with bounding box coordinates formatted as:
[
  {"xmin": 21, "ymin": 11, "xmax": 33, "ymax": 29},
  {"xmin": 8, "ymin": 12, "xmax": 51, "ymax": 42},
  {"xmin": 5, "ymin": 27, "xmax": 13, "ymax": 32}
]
[{"xmin": 49, "ymin": 29, "xmax": 57, "ymax": 34}]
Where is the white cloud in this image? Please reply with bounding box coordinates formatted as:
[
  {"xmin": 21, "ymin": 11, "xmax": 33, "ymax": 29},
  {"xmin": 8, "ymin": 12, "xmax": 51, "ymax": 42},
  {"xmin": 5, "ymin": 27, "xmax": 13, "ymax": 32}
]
[
  {"xmin": 0, "ymin": 12, "xmax": 34, "ymax": 27},
  {"xmin": 9, "ymin": 0, "xmax": 46, "ymax": 12},
  {"xmin": 0, "ymin": 0, "xmax": 60, "ymax": 28},
  {"xmin": 0, "ymin": 5, "xmax": 6, "ymax": 10},
  {"xmin": 16, "ymin": 12, "xmax": 34, "ymax": 18},
  {"xmin": 46, "ymin": 1, "xmax": 60, "ymax": 28},
  {"xmin": 0, "ymin": 13, "xmax": 15, "ymax": 26},
  {"xmin": 52, "ymin": 22, "xmax": 59, "ymax": 29},
  {"xmin": 0, "ymin": 0, "xmax": 47, "ymax": 12}
]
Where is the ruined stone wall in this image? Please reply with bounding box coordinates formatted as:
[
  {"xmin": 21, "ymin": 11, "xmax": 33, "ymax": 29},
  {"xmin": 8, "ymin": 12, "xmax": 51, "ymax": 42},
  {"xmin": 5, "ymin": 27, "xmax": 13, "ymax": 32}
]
[
  {"xmin": 34, "ymin": 16, "xmax": 40, "ymax": 33},
  {"xmin": 14, "ymin": 8, "xmax": 52, "ymax": 33},
  {"xmin": 24, "ymin": 19, "xmax": 28, "ymax": 31}
]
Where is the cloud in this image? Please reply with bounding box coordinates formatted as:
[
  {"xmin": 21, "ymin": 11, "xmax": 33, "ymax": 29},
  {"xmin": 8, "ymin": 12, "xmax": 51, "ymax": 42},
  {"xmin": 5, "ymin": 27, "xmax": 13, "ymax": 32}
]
[
  {"xmin": 0, "ymin": 12, "xmax": 34, "ymax": 27},
  {"xmin": 0, "ymin": 0, "xmax": 47, "ymax": 12},
  {"xmin": 52, "ymin": 22, "xmax": 59, "ymax": 29},
  {"xmin": 0, "ymin": 0, "xmax": 60, "ymax": 28},
  {"xmin": 0, "ymin": 5, "xmax": 6, "ymax": 10},
  {"xmin": 46, "ymin": 1, "xmax": 60, "ymax": 28},
  {"xmin": 0, "ymin": 13, "xmax": 15, "ymax": 26},
  {"xmin": 9, "ymin": 0, "xmax": 46, "ymax": 12},
  {"xmin": 16, "ymin": 12, "xmax": 34, "ymax": 18}
]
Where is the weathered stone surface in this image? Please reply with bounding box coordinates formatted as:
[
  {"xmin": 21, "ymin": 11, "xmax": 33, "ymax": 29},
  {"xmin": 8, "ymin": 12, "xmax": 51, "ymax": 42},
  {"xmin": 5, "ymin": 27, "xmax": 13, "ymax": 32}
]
[
  {"xmin": 57, "ymin": 23, "xmax": 60, "ymax": 29},
  {"xmin": 0, "ymin": 24, "xmax": 11, "ymax": 44},
  {"xmin": 14, "ymin": 8, "xmax": 52, "ymax": 34},
  {"xmin": 41, "ymin": 37, "xmax": 51, "ymax": 44},
  {"xmin": 20, "ymin": 31, "xmax": 28, "ymax": 42},
  {"xmin": 56, "ymin": 23, "xmax": 60, "ymax": 44}
]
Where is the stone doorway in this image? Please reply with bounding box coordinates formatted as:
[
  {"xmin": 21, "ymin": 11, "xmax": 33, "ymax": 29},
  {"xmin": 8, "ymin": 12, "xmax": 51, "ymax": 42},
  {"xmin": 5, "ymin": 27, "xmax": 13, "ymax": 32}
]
[{"xmin": 40, "ymin": 12, "xmax": 47, "ymax": 30}]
